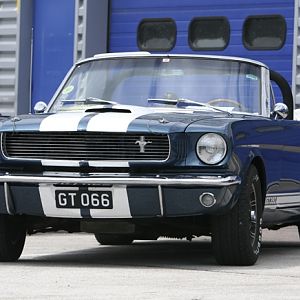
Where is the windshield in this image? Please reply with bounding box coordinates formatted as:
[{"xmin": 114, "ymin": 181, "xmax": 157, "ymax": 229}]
[{"xmin": 50, "ymin": 57, "xmax": 262, "ymax": 114}]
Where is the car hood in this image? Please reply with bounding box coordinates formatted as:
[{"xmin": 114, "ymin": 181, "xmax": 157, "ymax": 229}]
[{"xmin": 0, "ymin": 106, "xmax": 235, "ymax": 134}]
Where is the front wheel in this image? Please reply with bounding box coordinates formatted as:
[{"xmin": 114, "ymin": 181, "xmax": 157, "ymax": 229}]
[
  {"xmin": 0, "ymin": 215, "xmax": 26, "ymax": 262},
  {"xmin": 212, "ymin": 165, "xmax": 263, "ymax": 266},
  {"xmin": 94, "ymin": 233, "xmax": 134, "ymax": 245}
]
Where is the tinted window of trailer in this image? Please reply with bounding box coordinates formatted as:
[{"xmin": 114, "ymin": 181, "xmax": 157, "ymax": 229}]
[
  {"xmin": 189, "ymin": 17, "xmax": 230, "ymax": 50},
  {"xmin": 137, "ymin": 19, "xmax": 176, "ymax": 51},
  {"xmin": 243, "ymin": 15, "xmax": 286, "ymax": 50}
]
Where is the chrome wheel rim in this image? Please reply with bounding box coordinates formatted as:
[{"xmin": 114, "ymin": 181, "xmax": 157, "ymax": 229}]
[{"xmin": 249, "ymin": 182, "xmax": 258, "ymax": 247}]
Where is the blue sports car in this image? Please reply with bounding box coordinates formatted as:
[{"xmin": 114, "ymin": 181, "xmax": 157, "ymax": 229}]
[{"xmin": 0, "ymin": 52, "xmax": 296, "ymax": 265}]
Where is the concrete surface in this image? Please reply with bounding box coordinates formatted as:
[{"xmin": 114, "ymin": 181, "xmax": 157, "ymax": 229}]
[{"xmin": 0, "ymin": 227, "xmax": 300, "ymax": 299}]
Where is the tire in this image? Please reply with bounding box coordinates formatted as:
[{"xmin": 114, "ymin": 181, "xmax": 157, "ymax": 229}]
[
  {"xmin": 212, "ymin": 165, "xmax": 263, "ymax": 266},
  {"xmin": 94, "ymin": 233, "xmax": 134, "ymax": 245},
  {"xmin": 0, "ymin": 215, "xmax": 26, "ymax": 262}
]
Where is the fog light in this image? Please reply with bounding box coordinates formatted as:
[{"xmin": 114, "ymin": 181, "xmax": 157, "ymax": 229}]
[{"xmin": 199, "ymin": 193, "xmax": 216, "ymax": 208}]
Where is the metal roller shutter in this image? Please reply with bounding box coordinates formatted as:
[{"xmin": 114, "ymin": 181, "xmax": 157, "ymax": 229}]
[
  {"xmin": 109, "ymin": 0, "xmax": 294, "ymax": 100},
  {"xmin": 0, "ymin": 0, "xmax": 17, "ymax": 115}
]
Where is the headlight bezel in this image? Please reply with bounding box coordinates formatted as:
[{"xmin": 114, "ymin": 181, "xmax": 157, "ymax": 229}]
[{"xmin": 196, "ymin": 133, "xmax": 228, "ymax": 165}]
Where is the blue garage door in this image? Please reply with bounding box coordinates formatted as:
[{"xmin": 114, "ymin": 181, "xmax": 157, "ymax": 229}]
[
  {"xmin": 110, "ymin": 0, "xmax": 294, "ymax": 96},
  {"xmin": 31, "ymin": 0, "xmax": 75, "ymax": 111}
]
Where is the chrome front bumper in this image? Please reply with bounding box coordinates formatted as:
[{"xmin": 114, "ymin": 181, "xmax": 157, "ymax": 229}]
[
  {"xmin": 0, "ymin": 173, "xmax": 241, "ymax": 217},
  {"xmin": 0, "ymin": 174, "xmax": 241, "ymax": 187}
]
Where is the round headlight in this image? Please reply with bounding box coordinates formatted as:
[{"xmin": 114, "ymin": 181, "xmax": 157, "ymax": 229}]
[{"xmin": 196, "ymin": 133, "xmax": 227, "ymax": 165}]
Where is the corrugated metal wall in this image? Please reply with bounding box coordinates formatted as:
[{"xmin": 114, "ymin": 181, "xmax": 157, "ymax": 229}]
[
  {"xmin": 74, "ymin": 0, "xmax": 85, "ymax": 62},
  {"xmin": 0, "ymin": 0, "xmax": 17, "ymax": 115},
  {"xmin": 109, "ymin": 0, "xmax": 295, "ymax": 99},
  {"xmin": 74, "ymin": 0, "xmax": 108, "ymax": 63}
]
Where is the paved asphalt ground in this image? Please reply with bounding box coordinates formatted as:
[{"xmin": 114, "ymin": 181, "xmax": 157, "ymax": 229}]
[{"xmin": 0, "ymin": 227, "xmax": 300, "ymax": 299}]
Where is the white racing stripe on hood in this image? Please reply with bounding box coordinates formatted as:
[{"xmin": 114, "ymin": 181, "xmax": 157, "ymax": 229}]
[
  {"xmin": 86, "ymin": 108, "xmax": 149, "ymax": 132},
  {"xmin": 40, "ymin": 106, "xmax": 193, "ymax": 133},
  {"xmin": 39, "ymin": 112, "xmax": 87, "ymax": 131},
  {"xmin": 85, "ymin": 105, "xmax": 196, "ymax": 132}
]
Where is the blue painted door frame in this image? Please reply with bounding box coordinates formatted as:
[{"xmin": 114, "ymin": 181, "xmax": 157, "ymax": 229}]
[{"xmin": 31, "ymin": 0, "xmax": 75, "ymax": 111}]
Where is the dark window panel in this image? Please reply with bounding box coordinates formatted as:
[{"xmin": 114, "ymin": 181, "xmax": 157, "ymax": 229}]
[
  {"xmin": 243, "ymin": 15, "xmax": 286, "ymax": 50},
  {"xmin": 137, "ymin": 19, "xmax": 176, "ymax": 51},
  {"xmin": 189, "ymin": 17, "xmax": 230, "ymax": 51}
]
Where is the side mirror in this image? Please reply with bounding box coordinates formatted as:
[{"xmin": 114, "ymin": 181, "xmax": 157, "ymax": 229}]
[
  {"xmin": 34, "ymin": 101, "xmax": 48, "ymax": 114},
  {"xmin": 271, "ymin": 103, "xmax": 289, "ymax": 120}
]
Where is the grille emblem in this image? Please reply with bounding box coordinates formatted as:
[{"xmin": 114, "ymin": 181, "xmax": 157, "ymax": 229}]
[{"xmin": 135, "ymin": 136, "xmax": 152, "ymax": 153}]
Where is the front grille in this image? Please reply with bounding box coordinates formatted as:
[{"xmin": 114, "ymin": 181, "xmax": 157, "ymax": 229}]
[{"xmin": 2, "ymin": 132, "xmax": 170, "ymax": 161}]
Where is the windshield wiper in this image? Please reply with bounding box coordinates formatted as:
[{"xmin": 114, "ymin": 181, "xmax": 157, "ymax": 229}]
[
  {"xmin": 147, "ymin": 98, "xmax": 178, "ymax": 106},
  {"xmin": 61, "ymin": 97, "xmax": 118, "ymax": 105},
  {"xmin": 177, "ymin": 99, "xmax": 232, "ymax": 115},
  {"xmin": 148, "ymin": 98, "xmax": 232, "ymax": 115}
]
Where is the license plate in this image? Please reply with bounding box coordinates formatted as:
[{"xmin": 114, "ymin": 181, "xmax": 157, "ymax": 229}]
[{"xmin": 55, "ymin": 190, "xmax": 113, "ymax": 209}]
